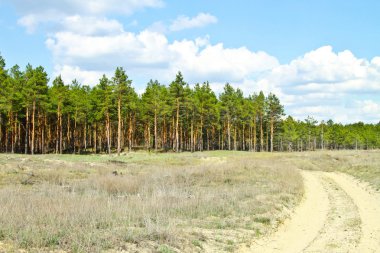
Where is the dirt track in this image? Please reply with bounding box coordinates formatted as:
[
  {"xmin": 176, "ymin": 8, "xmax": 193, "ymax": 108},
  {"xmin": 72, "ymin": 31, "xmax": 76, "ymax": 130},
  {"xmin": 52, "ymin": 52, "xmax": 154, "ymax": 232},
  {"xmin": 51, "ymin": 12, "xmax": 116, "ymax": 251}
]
[{"xmin": 240, "ymin": 170, "xmax": 380, "ymax": 253}]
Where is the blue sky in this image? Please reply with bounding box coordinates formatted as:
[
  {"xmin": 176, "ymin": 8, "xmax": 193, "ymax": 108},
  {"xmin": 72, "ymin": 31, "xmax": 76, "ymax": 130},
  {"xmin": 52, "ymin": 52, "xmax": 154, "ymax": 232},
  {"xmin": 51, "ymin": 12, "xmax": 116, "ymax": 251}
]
[{"xmin": 0, "ymin": 0, "xmax": 379, "ymax": 123}]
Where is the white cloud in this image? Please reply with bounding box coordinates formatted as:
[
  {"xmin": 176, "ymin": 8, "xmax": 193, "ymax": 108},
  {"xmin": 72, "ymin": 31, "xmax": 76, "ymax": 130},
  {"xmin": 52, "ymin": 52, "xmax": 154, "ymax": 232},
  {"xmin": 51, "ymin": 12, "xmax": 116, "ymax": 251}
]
[
  {"xmin": 47, "ymin": 27, "xmax": 278, "ymax": 86},
  {"xmin": 47, "ymin": 30, "xmax": 173, "ymax": 72},
  {"xmin": 9, "ymin": 0, "xmax": 163, "ymax": 15},
  {"xmin": 61, "ymin": 16, "xmax": 124, "ymax": 36},
  {"xmin": 56, "ymin": 65, "xmax": 110, "ymax": 86},
  {"xmin": 251, "ymin": 46, "xmax": 380, "ymax": 123},
  {"xmin": 17, "ymin": 14, "xmax": 40, "ymax": 33},
  {"xmin": 169, "ymin": 13, "xmax": 218, "ymax": 32},
  {"xmin": 8, "ymin": 0, "xmax": 163, "ymax": 31},
  {"xmin": 356, "ymin": 100, "xmax": 380, "ymax": 115},
  {"xmin": 146, "ymin": 21, "xmax": 168, "ymax": 34},
  {"xmin": 262, "ymin": 46, "xmax": 373, "ymax": 88},
  {"xmin": 195, "ymin": 36, "xmax": 210, "ymax": 47},
  {"xmin": 17, "ymin": 11, "xmax": 64, "ymax": 33}
]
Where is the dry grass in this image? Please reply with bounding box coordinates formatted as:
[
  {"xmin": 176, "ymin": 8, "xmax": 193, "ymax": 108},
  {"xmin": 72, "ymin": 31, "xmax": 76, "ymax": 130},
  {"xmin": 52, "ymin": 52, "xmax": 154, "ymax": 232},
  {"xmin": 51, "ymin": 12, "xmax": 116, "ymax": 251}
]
[
  {"xmin": 1, "ymin": 150, "xmax": 377, "ymax": 252},
  {"xmin": 284, "ymin": 150, "xmax": 380, "ymax": 190},
  {"xmin": 0, "ymin": 152, "xmax": 304, "ymax": 252}
]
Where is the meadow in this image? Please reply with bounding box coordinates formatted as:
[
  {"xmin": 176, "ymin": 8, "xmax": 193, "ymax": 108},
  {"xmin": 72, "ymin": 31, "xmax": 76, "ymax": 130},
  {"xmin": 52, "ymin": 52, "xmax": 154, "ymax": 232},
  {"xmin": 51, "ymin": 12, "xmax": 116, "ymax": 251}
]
[{"xmin": 0, "ymin": 150, "xmax": 378, "ymax": 253}]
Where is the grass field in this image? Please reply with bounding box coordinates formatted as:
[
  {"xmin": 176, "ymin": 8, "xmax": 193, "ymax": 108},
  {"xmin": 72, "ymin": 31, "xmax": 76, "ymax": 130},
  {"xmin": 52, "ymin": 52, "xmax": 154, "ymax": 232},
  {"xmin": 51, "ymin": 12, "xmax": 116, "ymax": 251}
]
[{"xmin": 0, "ymin": 150, "xmax": 378, "ymax": 252}]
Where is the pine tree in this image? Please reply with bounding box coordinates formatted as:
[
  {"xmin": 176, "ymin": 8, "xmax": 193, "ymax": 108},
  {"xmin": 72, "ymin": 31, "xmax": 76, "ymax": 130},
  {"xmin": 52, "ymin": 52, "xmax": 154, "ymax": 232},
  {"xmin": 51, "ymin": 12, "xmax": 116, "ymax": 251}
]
[
  {"xmin": 6, "ymin": 65, "xmax": 25, "ymax": 153},
  {"xmin": 94, "ymin": 75, "xmax": 114, "ymax": 154},
  {"xmin": 25, "ymin": 65, "xmax": 48, "ymax": 155},
  {"xmin": 267, "ymin": 93, "xmax": 284, "ymax": 152},
  {"xmin": 142, "ymin": 80, "xmax": 167, "ymax": 151},
  {"xmin": 193, "ymin": 81, "xmax": 218, "ymax": 151},
  {"xmin": 68, "ymin": 80, "xmax": 90, "ymax": 154},
  {"xmin": 113, "ymin": 67, "xmax": 132, "ymax": 155},
  {"xmin": 50, "ymin": 75, "xmax": 68, "ymax": 154},
  {"xmin": 169, "ymin": 72, "xmax": 186, "ymax": 152},
  {"xmin": 256, "ymin": 91, "xmax": 266, "ymax": 151},
  {"xmin": 0, "ymin": 55, "xmax": 9, "ymax": 152},
  {"xmin": 220, "ymin": 83, "xmax": 237, "ymax": 150}
]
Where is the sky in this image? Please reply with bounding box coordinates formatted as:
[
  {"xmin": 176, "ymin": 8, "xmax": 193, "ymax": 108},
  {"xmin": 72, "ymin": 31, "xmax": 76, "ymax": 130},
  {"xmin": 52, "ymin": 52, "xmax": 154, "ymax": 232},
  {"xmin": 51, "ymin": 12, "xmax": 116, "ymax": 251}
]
[{"xmin": 0, "ymin": 0, "xmax": 379, "ymax": 123}]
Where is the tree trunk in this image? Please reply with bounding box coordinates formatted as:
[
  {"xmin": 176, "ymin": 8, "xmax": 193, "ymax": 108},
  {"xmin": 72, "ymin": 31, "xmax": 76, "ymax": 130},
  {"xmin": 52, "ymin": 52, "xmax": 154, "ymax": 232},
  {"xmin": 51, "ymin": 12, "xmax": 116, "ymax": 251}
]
[
  {"xmin": 234, "ymin": 126, "xmax": 237, "ymax": 150},
  {"xmin": 106, "ymin": 112, "xmax": 111, "ymax": 155},
  {"xmin": 321, "ymin": 124, "xmax": 324, "ymax": 150},
  {"xmin": 175, "ymin": 98, "xmax": 180, "ymax": 152},
  {"xmin": 18, "ymin": 121, "xmax": 21, "ymax": 152},
  {"xmin": 42, "ymin": 113, "xmax": 45, "ymax": 154},
  {"xmin": 148, "ymin": 124, "xmax": 151, "ymax": 150},
  {"xmin": 207, "ymin": 130, "xmax": 210, "ymax": 151},
  {"xmin": 249, "ymin": 126, "xmax": 252, "ymax": 151},
  {"xmin": 66, "ymin": 114, "xmax": 71, "ymax": 152},
  {"xmin": 84, "ymin": 121, "xmax": 87, "ymax": 151},
  {"xmin": 0, "ymin": 114, "xmax": 2, "ymax": 152},
  {"xmin": 266, "ymin": 125, "xmax": 269, "ymax": 152},
  {"xmin": 260, "ymin": 114, "xmax": 263, "ymax": 152},
  {"xmin": 24, "ymin": 107, "xmax": 28, "ymax": 154},
  {"xmin": 190, "ymin": 119, "xmax": 194, "ymax": 152},
  {"xmin": 55, "ymin": 125, "xmax": 59, "ymax": 154},
  {"xmin": 242, "ymin": 124, "xmax": 245, "ymax": 151},
  {"xmin": 94, "ymin": 123, "xmax": 97, "ymax": 153},
  {"xmin": 154, "ymin": 109, "xmax": 158, "ymax": 151},
  {"xmin": 9, "ymin": 111, "xmax": 14, "ymax": 153},
  {"xmin": 163, "ymin": 117, "xmax": 166, "ymax": 150},
  {"xmin": 221, "ymin": 123, "xmax": 225, "ymax": 150},
  {"xmin": 200, "ymin": 115, "xmax": 203, "ymax": 152},
  {"xmin": 73, "ymin": 114, "xmax": 77, "ymax": 154},
  {"xmin": 227, "ymin": 116, "xmax": 231, "ymax": 150},
  {"xmin": 31, "ymin": 100, "xmax": 36, "ymax": 155},
  {"xmin": 128, "ymin": 112, "xmax": 132, "ymax": 151},
  {"xmin": 270, "ymin": 117, "xmax": 274, "ymax": 152},
  {"xmin": 117, "ymin": 97, "xmax": 121, "ymax": 156},
  {"xmin": 5, "ymin": 124, "xmax": 8, "ymax": 153},
  {"xmin": 253, "ymin": 116, "xmax": 257, "ymax": 152}
]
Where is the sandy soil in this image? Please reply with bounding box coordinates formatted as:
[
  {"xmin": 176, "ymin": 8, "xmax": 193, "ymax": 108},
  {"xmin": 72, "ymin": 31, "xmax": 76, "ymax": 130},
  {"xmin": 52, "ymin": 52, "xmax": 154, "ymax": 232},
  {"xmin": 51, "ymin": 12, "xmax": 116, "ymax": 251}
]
[{"xmin": 240, "ymin": 170, "xmax": 380, "ymax": 253}]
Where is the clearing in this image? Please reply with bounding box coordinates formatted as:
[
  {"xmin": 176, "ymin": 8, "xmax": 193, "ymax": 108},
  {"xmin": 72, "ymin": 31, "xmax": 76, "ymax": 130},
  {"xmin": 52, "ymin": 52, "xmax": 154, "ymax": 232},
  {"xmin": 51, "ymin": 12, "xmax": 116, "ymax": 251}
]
[{"xmin": 0, "ymin": 150, "xmax": 379, "ymax": 252}]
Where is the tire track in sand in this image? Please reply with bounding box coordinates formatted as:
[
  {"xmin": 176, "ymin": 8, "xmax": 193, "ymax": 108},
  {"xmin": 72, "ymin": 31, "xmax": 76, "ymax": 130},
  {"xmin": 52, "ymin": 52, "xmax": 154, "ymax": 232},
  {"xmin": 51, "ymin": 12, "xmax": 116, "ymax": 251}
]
[
  {"xmin": 325, "ymin": 172, "xmax": 380, "ymax": 253},
  {"xmin": 240, "ymin": 170, "xmax": 380, "ymax": 253},
  {"xmin": 303, "ymin": 174, "xmax": 361, "ymax": 252}
]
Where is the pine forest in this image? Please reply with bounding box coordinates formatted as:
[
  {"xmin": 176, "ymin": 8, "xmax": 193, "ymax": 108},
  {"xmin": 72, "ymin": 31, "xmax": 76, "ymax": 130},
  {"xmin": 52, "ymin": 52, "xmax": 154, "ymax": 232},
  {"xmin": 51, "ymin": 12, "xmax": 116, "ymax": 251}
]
[{"xmin": 0, "ymin": 55, "xmax": 379, "ymax": 155}]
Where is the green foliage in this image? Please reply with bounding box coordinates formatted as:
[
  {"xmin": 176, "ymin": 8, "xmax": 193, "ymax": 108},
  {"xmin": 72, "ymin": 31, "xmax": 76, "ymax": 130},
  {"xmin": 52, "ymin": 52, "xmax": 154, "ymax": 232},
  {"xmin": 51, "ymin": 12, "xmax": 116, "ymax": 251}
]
[
  {"xmin": 267, "ymin": 93, "xmax": 284, "ymax": 122},
  {"xmin": 0, "ymin": 54, "xmax": 378, "ymax": 154},
  {"xmin": 49, "ymin": 75, "xmax": 68, "ymax": 113},
  {"xmin": 158, "ymin": 244, "xmax": 175, "ymax": 253},
  {"xmin": 25, "ymin": 65, "xmax": 49, "ymax": 104}
]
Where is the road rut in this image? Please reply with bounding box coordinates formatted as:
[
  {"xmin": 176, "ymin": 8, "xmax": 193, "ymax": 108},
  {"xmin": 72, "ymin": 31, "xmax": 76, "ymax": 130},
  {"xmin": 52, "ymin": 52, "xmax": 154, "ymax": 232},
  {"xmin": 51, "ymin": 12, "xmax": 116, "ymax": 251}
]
[{"xmin": 240, "ymin": 170, "xmax": 380, "ymax": 253}]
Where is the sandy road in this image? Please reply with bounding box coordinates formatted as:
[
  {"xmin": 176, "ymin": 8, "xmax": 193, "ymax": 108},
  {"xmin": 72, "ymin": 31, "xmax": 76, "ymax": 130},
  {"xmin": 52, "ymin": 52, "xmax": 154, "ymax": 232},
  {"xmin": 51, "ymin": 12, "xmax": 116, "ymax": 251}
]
[{"xmin": 240, "ymin": 170, "xmax": 380, "ymax": 253}]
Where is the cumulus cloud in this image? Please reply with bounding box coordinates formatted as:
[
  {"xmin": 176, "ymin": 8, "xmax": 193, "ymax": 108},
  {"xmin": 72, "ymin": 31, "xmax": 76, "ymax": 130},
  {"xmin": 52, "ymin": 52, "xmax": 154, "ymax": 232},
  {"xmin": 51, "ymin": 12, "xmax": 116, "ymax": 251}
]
[
  {"xmin": 169, "ymin": 13, "xmax": 218, "ymax": 31},
  {"xmin": 46, "ymin": 25, "xmax": 278, "ymax": 85},
  {"xmin": 61, "ymin": 16, "xmax": 124, "ymax": 36},
  {"xmin": 354, "ymin": 100, "xmax": 380, "ymax": 121},
  {"xmin": 46, "ymin": 30, "xmax": 173, "ymax": 72},
  {"xmin": 8, "ymin": 0, "xmax": 163, "ymax": 32},
  {"xmin": 9, "ymin": 0, "xmax": 163, "ymax": 15},
  {"xmin": 252, "ymin": 46, "xmax": 380, "ymax": 123},
  {"xmin": 55, "ymin": 65, "xmax": 110, "ymax": 87}
]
